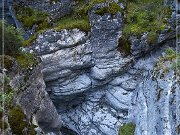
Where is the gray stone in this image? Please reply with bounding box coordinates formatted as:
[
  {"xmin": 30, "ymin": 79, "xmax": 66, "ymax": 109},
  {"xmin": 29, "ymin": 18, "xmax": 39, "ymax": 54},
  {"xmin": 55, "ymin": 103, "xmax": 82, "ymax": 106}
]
[
  {"xmin": 10, "ymin": 65, "xmax": 62, "ymax": 134},
  {"xmin": 106, "ymin": 87, "xmax": 132, "ymax": 110},
  {"xmin": 128, "ymin": 50, "xmax": 179, "ymax": 135}
]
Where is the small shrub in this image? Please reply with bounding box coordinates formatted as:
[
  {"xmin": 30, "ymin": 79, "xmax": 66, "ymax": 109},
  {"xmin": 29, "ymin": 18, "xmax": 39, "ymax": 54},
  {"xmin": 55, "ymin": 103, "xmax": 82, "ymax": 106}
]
[
  {"xmin": 0, "ymin": 21, "xmax": 24, "ymax": 57},
  {"xmin": 118, "ymin": 123, "xmax": 136, "ymax": 135}
]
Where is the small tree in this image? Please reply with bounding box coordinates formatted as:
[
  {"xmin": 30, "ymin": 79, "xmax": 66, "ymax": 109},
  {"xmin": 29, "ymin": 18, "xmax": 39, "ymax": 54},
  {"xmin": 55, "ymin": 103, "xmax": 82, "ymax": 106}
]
[{"xmin": 0, "ymin": 21, "xmax": 24, "ymax": 57}]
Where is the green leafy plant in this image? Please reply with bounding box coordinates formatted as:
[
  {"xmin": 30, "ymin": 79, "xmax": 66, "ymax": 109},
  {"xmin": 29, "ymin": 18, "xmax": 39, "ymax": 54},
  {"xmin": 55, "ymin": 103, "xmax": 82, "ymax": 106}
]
[
  {"xmin": 56, "ymin": 16, "xmax": 90, "ymax": 32},
  {"xmin": 0, "ymin": 21, "xmax": 24, "ymax": 57}
]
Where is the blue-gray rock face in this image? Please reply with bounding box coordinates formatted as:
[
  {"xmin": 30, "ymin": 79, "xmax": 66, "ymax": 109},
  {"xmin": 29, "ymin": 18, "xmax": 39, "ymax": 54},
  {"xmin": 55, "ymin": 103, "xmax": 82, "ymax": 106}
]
[
  {"xmin": 27, "ymin": 5, "xmax": 134, "ymax": 134},
  {"xmin": 8, "ymin": 65, "xmax": 62, "ymax": 135},
  {"xmin": 24, "ymin": 1, "xmax": 178, "ymax": 135},
  {"xmin": 128, "ymin": 45, "xmax": 179, "ymax": 135}
]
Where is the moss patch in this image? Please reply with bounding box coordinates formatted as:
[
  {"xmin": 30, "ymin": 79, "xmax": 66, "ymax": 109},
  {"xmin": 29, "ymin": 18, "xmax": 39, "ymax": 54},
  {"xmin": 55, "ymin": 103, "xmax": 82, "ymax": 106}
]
[
  {"xmin": 57, "ymin": 0, "xmax": 107, "ymax": 32},
  {"xmin": 96, "ymin": 2, "xmax": 122, "ymax": 16},
  {"xmin": 56, "ymin": 16, "xmax": 90, "ymax": 32},
  {"xmin": 14, "ymin": 5, "xmax": 50, "ymax": 31},
  {"xmin": 118, "ymin": 37, "xmax": 131, "ymax": 55},
  {"xmin": 118, "ymin": 123, "xmax": 136, "ymax": 135},
  {"xmin": 8, "ymin": 106, "xmax": 27, "ymax": 135},
  {"xmin": 16, "ymin": 52, "xmax": 38, "ymax": 70},
  {"xmin": 123, "ymin": 0, "xmax": 172, "ymax": 43},
  {"xmin": 8, "ymin": 106, "xmax": 37, "ymax": 134}
]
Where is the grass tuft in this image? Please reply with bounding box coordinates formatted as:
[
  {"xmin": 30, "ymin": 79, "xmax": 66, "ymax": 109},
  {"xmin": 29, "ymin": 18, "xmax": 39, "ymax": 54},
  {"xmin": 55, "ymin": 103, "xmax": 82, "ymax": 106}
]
[{"xmin": 118, "ymin": 123, "xmax": 136, "ymax": 135}]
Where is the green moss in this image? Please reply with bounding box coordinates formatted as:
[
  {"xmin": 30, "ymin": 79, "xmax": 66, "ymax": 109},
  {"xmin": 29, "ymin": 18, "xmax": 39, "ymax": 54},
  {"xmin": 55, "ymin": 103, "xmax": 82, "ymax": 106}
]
[
  {"xmin": 165, "ymin": 48, "xmax": 180, "ymax": 71},
  {"xmin": 0, "ymin": 83, "xmax": 14, "ymax": 111},
  {"xmin": 74, "ymin": 0, "xmax": 106, "ymax": 18},
  {"xmin": 118, "ymin": 123, "xmax": 136, "ymax": 135},
  {"xmin": 23, "ymin": 35, "xmax": 38, "ymax": 47},
  {"xmin": 27, "ymin": 124, "xmax": 37, "ymax": 135},
  {"xmin": 56, "ymin": 15, "xmax": 90, "ymax": 32},
  {"xmin": 95, "ymin": 7, "xmax": 109, "ymax": 15},
  {"xmin": 147, "ymin": 32, "xmax": 158, "ymax": 44},
  {"xmin": 8, "ymin": 106, "xmax": 27, "ymax": 135},
  {"xmin": 14, "ymin": 5, "xmax": 50, "ymax": 31},
  {"xmin": 16, "ymin": 52, "xmax": 38, "ymax": 70},
  {"xmin": 118, "ymin": 37, "xmax": 131, "ymax": 55},
  {"xmin": 22, "ymin": 30, "xmax": 45, "ymax": 47},
  {"xmin": 109, "ymin": 2, "xmax": 122, "ymax": 15},
  {"xmin": 155, "ymin": 48, "xmax": 180, "ymax": 76},
  {"xmin": 21, "ymin": 0, "xmax": 122, "ymax": 44},
  {"xmin": 123, "ymin": 0, "xmax": 172, "ymax": 43},
  {"xmin": 95, "ymin": 2, "xmax": 122, "ymax": 16}
]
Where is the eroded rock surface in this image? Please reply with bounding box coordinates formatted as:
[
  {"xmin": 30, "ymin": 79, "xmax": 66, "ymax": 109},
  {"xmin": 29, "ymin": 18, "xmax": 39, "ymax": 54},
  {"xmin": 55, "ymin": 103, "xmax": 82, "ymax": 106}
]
[
  {"xmin": 21, "ymin": 1, "xmax": 178, "ymax": 135},
  {"xmin": 128, "ymin": 45, "xmax": 179, "ymax": 135},
  {"xmin": 10, "ymin": 65, "xmax": 62, "ymax": 134}
]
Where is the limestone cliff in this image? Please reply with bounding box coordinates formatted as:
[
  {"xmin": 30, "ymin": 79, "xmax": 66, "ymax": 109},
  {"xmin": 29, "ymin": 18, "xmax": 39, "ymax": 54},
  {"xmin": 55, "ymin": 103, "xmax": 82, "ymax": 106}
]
[{"xmin": 1, "ymin": 0, "xmax": 179, "ymax": 135}]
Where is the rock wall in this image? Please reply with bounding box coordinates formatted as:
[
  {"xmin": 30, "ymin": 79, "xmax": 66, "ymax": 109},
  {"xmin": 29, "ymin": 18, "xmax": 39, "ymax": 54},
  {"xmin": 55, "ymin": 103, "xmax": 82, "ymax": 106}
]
[
  {"xmin": 26, "ymin": 7, "xmax": 178, "ymax": 135},
  {"xmin": 10, "ymin": 0, "xmax": 179, "ymax": 134},
  {"xmin": 9, "ymin": 64, "xmax": 62, "ymax": 134},
  {"xmin": 128, "ymin": 45, "xmax": 179, "ymax": 135}
]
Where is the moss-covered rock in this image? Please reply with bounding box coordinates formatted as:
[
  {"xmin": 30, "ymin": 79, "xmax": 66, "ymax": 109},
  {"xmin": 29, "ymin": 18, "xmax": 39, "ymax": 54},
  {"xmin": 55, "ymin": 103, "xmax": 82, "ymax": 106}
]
[
  {"xmin": 95, "ymin": 2, "xmax": 122, "ymax": 16},
  {"xmin": 123, "ymin": 0, "xmax": 172, "ymax": 42},
  {"xmin": 118, "ymin": 123, "xmax": 136, "ymax": 135},
  {"xmin": 56, "ymin": 16, "xmax": 90, "ymax": 32},
  {"xmin": 16, "ymin": 52, "xmax": 38, "ymax": 70},
  {"xmin": 118, "ymin": 37, "xmax": 131, "ymax": 56},
  {"xmin": 8, "ymin": 106, "xmax": 37, "ymax": 135}
]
